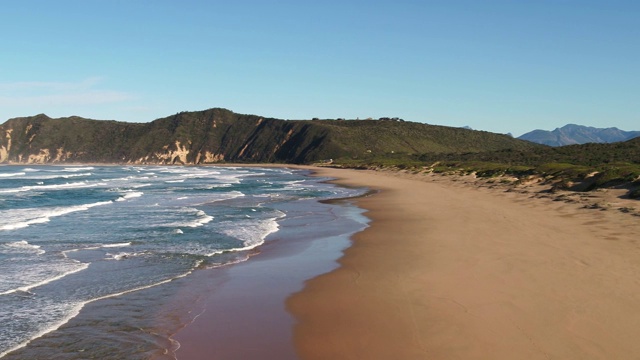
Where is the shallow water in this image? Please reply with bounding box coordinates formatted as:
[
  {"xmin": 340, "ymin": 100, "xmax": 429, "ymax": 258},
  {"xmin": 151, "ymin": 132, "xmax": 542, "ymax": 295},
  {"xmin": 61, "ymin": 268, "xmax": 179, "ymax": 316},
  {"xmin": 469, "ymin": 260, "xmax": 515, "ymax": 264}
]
[{"xmin": 0, "ymin": 165, "xmax": 366, "ymax": 359}]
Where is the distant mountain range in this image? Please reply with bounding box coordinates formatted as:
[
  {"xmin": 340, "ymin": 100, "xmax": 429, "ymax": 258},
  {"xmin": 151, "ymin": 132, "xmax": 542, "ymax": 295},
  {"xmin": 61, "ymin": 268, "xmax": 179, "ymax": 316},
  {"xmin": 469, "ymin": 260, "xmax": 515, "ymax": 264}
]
[{"xmin": 518, "ymin": 124, "xmax": 640, "ymax": 146}]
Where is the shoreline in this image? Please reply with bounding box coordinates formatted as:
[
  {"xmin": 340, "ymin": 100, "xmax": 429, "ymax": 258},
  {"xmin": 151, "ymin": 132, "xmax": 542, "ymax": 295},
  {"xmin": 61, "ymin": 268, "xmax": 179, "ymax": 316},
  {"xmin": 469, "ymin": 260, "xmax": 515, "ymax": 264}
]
[
  {"xmin": 4, "ymin": 164, "xmax": 639, "ymax": 359},
  {"xmin": 287, "ymin": 167, "xmax": 640, "ymax": 359},
  {"xmin": 0, "ymin": 164, "xmax": 365, "ymax": 360},
  {"xmin": 169, "ymin": 171, "xmax": 369, "ymax": 360}
]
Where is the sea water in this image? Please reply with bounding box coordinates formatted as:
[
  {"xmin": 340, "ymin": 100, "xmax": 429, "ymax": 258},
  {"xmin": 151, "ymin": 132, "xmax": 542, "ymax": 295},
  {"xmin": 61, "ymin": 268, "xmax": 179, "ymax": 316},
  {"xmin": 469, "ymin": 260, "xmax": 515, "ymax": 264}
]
[{"xmin": 0, "ymin": 165, "xmax": 366, "ymax": 359}]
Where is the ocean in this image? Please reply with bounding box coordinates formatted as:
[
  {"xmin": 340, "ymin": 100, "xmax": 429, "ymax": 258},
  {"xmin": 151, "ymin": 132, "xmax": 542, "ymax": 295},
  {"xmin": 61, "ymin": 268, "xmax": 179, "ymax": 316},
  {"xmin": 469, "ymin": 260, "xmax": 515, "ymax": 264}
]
[{"xmin": 0, "ymin": 165, "xmax": 367, "ymax": 359}]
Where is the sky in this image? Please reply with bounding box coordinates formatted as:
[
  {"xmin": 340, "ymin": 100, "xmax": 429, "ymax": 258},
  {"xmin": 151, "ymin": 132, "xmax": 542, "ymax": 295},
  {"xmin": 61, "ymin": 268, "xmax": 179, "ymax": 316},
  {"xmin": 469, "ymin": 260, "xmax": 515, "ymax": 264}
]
[{"xmin": 0, "ymin": 1, "xmax": 638, "ymax": 136}]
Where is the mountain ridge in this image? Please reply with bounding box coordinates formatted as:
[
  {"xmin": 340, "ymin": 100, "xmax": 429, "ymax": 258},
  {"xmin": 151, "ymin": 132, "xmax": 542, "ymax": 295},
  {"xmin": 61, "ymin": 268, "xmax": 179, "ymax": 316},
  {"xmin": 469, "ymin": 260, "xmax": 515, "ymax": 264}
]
[{"xmin": 518, "ymin": 124, "xmax": 640, "ymax": 146}]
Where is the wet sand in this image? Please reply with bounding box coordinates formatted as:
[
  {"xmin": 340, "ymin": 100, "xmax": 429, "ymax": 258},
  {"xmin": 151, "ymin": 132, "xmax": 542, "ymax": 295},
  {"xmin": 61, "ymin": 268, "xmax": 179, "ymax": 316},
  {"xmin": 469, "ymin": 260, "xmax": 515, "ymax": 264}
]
[
  {"xmin": 171, "ymin": 194, "xmax": 368, "ymax": 360},
  {"xmin": 288, "ymin": 167, "xmax": 640, "ymax": 359}
]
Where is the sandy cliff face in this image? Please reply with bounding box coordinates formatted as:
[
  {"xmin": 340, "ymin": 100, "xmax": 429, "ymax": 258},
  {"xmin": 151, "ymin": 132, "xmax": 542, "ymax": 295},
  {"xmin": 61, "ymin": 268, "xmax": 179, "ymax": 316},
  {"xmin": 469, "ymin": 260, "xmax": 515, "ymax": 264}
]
[
  {"xmin": 196, "ymin": 151, "xmax": 225, "ymax": 164},
  {"xmin": 54, "ymin": 147, "xmax": 74, "ymax": 162},
  {"xmin": 27, "ymin": 149, "xmax": 51, "ymax": 164},
  {"xmin": 0, "ymin": 129, "xmax": 11, "ymax": 163},
  {"xmin": 152, "ymin": 141, "xmax": 191, "ymax": 164}
]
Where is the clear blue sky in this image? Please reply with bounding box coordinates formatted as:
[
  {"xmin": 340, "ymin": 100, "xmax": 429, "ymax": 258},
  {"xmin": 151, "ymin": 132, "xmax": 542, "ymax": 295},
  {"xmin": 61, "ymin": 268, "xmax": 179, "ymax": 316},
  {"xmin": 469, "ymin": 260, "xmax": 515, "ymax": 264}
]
[{"xmin": 0, "ymin": 0, "xmax": 637, "ymax": 136}]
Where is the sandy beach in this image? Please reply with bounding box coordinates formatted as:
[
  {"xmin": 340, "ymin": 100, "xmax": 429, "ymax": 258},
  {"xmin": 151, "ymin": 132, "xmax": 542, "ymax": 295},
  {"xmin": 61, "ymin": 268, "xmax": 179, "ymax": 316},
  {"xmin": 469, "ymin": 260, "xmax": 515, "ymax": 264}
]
[
  {"xmin": 287, "ymin": 167, "xmax": 640, "ymax": 359},
  {"xmin": 168, "ymin": 165, "xmax": 640, "ymax": 359}
]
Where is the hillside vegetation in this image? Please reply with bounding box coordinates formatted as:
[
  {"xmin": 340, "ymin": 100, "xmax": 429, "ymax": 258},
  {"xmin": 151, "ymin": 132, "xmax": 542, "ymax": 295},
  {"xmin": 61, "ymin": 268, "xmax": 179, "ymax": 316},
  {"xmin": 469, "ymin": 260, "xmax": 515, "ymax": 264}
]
[
  {"xmin": 0, "ymin": 108, "xmax": 538, "ymax": 165},
  {"xmin": 2, "ymin": 107, "xmax": 636, "ymax": 198},
  {"xmin": 335, "ymin": 137, "xmax": 640, "ymax": 196}
]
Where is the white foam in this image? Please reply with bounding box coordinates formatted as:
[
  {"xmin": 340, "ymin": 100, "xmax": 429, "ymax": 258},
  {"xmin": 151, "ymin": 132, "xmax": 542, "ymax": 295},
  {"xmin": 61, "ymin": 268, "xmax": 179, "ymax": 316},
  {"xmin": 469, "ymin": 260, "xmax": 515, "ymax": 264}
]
[
  {"xmin": 0, "ymin": 181, "xmax": 98, "ymax": 194},
  {"xmin": 205, "ymin": 253, "xmax": 251, "ymax": 266},
  {"xmin": 0, "ymin": 302, "xmax": 85, "ymax": 359},
  {"xmin": 105, "ymin": 252, "xmax": 142, "ymax": 260},
  {"xmin": 1, "ymin": 256, "xmax": 204, "ymax": 358},
  {"xmin": 2, "ymin": 241, "xmax": 45, "ymax": 255},
  {"xmin": 25, "ymin": 172, "xmax": 92, "ymax": 180},
  {"xmin": 216, "ymin": 211, "xmax": 285, "ymax": 254},
  {"xmin": 101, "ymin": 242, "xmax": 131, "ymax": 248},
  {"xmin": 0, "ymin": 201, "xmax": 113, "ymax": 231},
  {"xmin": 160, "ymin": 168, "xmax": 201, "ymax": 175},
  {"xmin": 0, "ymin": 172, "xmax": 26, "ymax": 178},
  {"xmin": 171, "ymin": 208, "xmax": 214, "ymax": 228},
  {"xmin": 116, "ymin": 191, "xmax": 143, "ymax": 202},
  {"xmin": 203, "ymin": 183, "xmax": 232, "ymax": 189},
  {"xmin": 62, "ymin": 167, "xmax": 94, "ymax": 172},
  {"xmin": 0, "ymin": 262, "xmax": 89, "ymax": 296}
]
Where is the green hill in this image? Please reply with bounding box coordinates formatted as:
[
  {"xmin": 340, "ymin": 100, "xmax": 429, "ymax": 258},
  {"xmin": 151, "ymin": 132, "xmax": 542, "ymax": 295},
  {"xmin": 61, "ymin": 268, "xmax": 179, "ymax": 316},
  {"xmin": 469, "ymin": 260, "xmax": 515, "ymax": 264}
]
[{"xmin": 0, "ymin": 108, "xmax": 540, "ymax": 165}]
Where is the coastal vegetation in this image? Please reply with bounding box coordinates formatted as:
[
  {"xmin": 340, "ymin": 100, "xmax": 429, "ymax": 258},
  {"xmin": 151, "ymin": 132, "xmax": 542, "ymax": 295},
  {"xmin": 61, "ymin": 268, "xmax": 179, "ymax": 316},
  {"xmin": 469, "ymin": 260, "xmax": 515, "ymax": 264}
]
[
  {"xmin": 1, "ymin": 107, "xmax": 638, "ymax": 198},
  {"xmin": 332, "ymin": 137, "xmax": 640, "ymax": 198}
]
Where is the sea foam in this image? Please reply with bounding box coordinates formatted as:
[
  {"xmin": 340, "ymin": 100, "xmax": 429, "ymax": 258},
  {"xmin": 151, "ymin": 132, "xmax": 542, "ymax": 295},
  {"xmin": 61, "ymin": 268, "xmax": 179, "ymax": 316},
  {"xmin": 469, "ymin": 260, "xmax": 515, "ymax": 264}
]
[
  {"xmin": 0, "ymin": 172, "xmax": 26, "ymax": 178},
  {"xmin": 0, "ymin": 262, "xmax": 89, "ymax": 296},
  {"xmin": 0, "ymin": 201, "xmax": 113, "ymax": 231},
  {"xmin": 2, "ymin": 241, "xmax": 45, "ymax": 255},
  {"xmin": 0, "ymin": 181, "xmax": 98, "ymax": 194},
  {"xmin": 116, "ymin": 191, "xmax": 144, "ymax": 202},
  {"xmin": 217, "ymin": 211, "xmax": 285, "ymax": 253}
]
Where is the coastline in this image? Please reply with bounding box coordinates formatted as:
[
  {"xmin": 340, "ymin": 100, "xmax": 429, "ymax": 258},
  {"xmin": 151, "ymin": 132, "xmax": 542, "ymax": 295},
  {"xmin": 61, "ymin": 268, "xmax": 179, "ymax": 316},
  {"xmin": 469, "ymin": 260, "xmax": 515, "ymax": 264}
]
[
  {"xmin": 5, "ymin": 164, "xmax": 639, "ymax": 359},
  {"xmin": 169, "ymin": 169, "xmax": 369, "ymax": 360},
  {"xmin": 288, "ymin": 167, "xmax": 640, "ymax": 359},
  {"xmin": 0, "ymin": 164, "xmax": 367, "ymax": 360}
]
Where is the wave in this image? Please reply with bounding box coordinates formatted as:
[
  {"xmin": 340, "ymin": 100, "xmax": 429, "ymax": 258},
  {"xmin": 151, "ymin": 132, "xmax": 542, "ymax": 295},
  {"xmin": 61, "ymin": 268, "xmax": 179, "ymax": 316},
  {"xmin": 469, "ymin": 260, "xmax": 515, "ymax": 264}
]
[
  {"xmin": 0, "ymin": 201, "xmax": 113, "ymax": 231},
  {"xmin": 103, "ymin": 175, "xmax": 144, "ymax": 182},
  {"xmin": 23, "ymin": 172, "xmax": 93, "ymax": 180},
  {"xmin": 0, "ymin": 256, "xmax": 205, "ymax": 358},
  {"xmin": 0, "ymin": 181, "xmax": 98, "ymax": 194},
  {"xmin": 213, "ymin": 211, "xmax": 285, "ymax": 255},
  {"xmin": 1, "ymin": 241, "xmax": 45, "ymax": 255},
  {"xmin": 61, "ymin": 167, "xmax": 94, "ymax": 172},
  {"xmin": 161, "ymin": 168, "xmax": 220, "ymax": 175},
  {"xmin": 101, "ymin": 242, "xmax": 132, "ymax": 248},
  {"xmin": 195, "ymin": 183, "xmax": 233, "ymax": 190},
  {"xmin": 170, "ymin": 208, "xmax": 214, "ymax": 228},
  {"xmin": 0, "ymin": 302, "xmax": 85, "ymax": 359},
  {"xmin": 0, "ymin": 262, "xmax": 89, "ymax": 296},
  {"xmin": 0, "ymin": 172, "xmax": 26, "ymax": 178},
  {"xmin": 60, "ymin": 242, "xmax": 131, "ymax": 257},
  {"xmin": 105, "ymin": 251, "xmax": 143, "ymax": 261},
  {"xmin": 116, "ymin": 191, "xmax": 144, "ymax": 202}
]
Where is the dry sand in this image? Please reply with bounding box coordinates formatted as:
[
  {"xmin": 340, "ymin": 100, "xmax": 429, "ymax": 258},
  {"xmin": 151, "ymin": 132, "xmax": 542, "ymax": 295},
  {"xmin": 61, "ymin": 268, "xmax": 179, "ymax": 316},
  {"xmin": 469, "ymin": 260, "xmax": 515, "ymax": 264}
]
[{"xmin": 288, "ymin": 167, "xmax": 640, "ymax": 360}]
